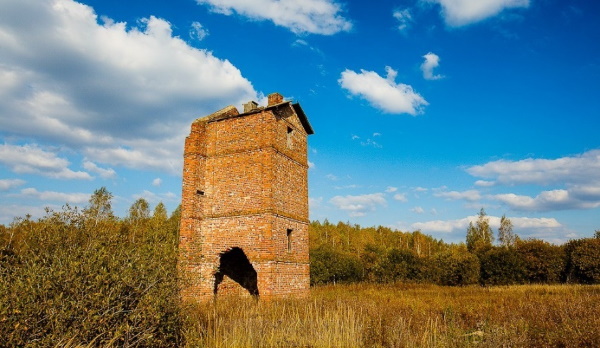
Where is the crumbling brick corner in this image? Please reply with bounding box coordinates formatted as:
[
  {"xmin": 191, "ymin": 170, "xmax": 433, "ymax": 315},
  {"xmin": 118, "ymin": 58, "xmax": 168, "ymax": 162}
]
[{"xmin": 179, "ymin": 92, "xmax": 314, "ymax": 301}]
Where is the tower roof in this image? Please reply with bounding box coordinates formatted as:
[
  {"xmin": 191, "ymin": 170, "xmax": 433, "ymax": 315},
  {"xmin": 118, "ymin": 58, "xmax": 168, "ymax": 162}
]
[{"xmin": 195, "ymin": 93, "xmax": 314, "ymax": 135}]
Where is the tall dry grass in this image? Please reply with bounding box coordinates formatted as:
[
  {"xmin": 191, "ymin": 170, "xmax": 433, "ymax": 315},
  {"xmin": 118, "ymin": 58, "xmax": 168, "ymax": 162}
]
[{"xmin": 182, "ymin": 283, "xmax": 600, "ymax": 347}]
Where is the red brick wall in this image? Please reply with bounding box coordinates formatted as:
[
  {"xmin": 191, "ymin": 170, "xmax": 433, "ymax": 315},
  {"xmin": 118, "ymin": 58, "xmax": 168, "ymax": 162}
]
[{"xmin": 180, "ymin": 100, "xmax": 311, "ymax": 301}]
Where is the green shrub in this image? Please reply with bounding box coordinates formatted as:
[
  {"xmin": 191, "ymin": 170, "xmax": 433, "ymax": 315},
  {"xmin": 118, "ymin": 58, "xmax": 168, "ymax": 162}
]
[
  {"xmin": 479, "ymin": 247, "xmax": 525, "ymax": 285},
  {"xmin": 431, "ymin": 250, "xmax": 480, "ymax": 286},
  {"xmin": 310, "ymin": 245, "xmax": 363, "ymax": 285},
  {"xmin": 565, "ymin": 238, "xmax": 600, "ymax": 284},
  {"xmin": 516, "ymin": 239, "xmax": 565, "ymax": 283}
]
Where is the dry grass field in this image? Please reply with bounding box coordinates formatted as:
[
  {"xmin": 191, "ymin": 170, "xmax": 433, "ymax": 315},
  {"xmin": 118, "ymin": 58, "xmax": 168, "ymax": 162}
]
[{"xmin": 182, "ymin": 283, "xmax": 600, "ymax": 347}]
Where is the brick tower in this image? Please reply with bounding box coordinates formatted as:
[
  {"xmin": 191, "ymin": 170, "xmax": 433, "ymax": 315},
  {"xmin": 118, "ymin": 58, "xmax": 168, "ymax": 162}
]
[{"xmin": 179, "ymin": 92, "xmax": 313, "ymax": 301}]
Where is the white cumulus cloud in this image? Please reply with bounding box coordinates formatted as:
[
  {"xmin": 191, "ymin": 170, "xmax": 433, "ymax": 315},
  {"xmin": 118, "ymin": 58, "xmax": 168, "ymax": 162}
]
[
  {"xmin": 468, "ymin": 150, "xmax": 600, "ymax": 212},
  {"xmin": 0, "ymin": 0, "xmax": 258, "ymax": 175},
  {"xmin": 0, "ymin": 144, "xmax": 91, "ymax": 180},
  {"xmin": 426, "ymin": 0, "xmax": 530, "ymax": 26},
  {"xmin": 492, "ymin": 190, "xmax": 600, "ymax": 212},
  {"xmin": 196, "ymin": 0, "xmax": 352, "ymax": 35},
  {"xmin": 421, "ymin": 52, "xmax": 444, "ymax": 80},
  {"xmin": 339, "ymin": 66, "xmax": 428, "ymax": 115},
  {"xmin": 330, "ymin": 193, "xmax": 387, "ymax": 217}
]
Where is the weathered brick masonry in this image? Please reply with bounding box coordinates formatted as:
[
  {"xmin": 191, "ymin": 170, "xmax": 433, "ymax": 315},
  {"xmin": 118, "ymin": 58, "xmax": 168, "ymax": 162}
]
[{"xmin": 180, "ymin": 93, "xmax": 314, "ymax": 301}]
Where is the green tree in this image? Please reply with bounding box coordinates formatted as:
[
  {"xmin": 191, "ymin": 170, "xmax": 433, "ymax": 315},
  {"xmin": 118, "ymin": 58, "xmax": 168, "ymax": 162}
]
[
  {"xmin": 128, "ymin": 198, "xmax": 150, "ymax": 222},
  {"xmin": 381, "ymin": 248, "xmax": 420, "ymax": 282},
  {"xmin": 153, "ymin": 202, "xmax": 168, "ymax": 221},
  {"xmin": 498, "ymin": 214, "xmax": 516, "ymax": 247},
  {"xmin": 83, "ymin": 187, "xmax": 114, "ymax": 225},
  {"xmin": 360, "ymin": 244, "xmax": 387, "ymax": 282},
  {"xmin": 310, "ymin": 245, "xmax": 362, "ymax": 285},
  {"xmin": 479, "ymin": 246, "xmax": 525, "ymax": 285},
  {"xmin": 466, "ymin": 208, "xmax": 494, "ymax": 254},
  {"xmin": 595, "ymin": 230, "xmax": 600, "ymax": 239}
]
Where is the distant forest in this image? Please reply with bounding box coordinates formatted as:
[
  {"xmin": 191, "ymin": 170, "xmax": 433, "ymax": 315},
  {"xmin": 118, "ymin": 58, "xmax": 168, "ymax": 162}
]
[
  {"xmin": 309, "ymin": 212, "xmax": 600, "ymax": 286},
  {"xmin": 1, "ymin": 187, "xmax": 599, "ymax": 345}
]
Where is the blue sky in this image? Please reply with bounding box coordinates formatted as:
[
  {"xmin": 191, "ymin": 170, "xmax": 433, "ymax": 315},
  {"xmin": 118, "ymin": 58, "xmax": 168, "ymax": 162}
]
[{"xmin": 1, "ymin": 0, "xmax": 599, "ymax": 244}]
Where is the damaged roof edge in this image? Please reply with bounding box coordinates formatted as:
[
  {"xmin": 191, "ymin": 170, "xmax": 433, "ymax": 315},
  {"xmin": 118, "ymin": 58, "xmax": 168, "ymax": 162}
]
[
  {"xmin": 292, "ymin": 103, "xmax": 314, "ymax": 135},
  {"xmin": 194, "ymin": 100, "xmax": 314, "ymax": 135}
]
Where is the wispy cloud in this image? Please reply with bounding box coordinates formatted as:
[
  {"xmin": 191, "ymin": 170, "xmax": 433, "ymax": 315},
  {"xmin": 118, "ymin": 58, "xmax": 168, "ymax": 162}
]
[
  {"xmin": 0, "ymin": 179, "xmax": 25, "ymax": 191},
  {"xmin": 435, "ymin": 189, "xmax": 481, "ymax": 201},
  {"xmin": 475, "ymin": 180, "xmax": 495, "ymax": 187},
  {"xmin": 411, "ymin": 206, "xmax": 425, "ymax": 214},
  {"xmin": 83, "ymin": 160, "xmax": 116, "ymax": 179},
  {"xmin": 393, "ymin": 8, "xmax": 413, "ymax": 33},
  {"xmin": 190, "ymin": 21, "xmax": 209, "ymax": 41},
  {"xmin": 393, "ymin": 193, "xmax": 408, "ymax": 202},
  {"xmin": 196, "ymin": 0, "xmax": 352, "ymax": 35},
  {"xmin": 132, "ymin": 190, "xmax": 178, "ymax": 204},
  {"xmin": 0, "ymin": 144, "xmax": 91, "ymax": 180},
  {"xmin": 330, "ymin": 193, "xmax": 387, "ymax": 217},
  {"xmin": 339, "ymin": 66, "xmax": 428, "ymax": 115},
  {"xmin": 16, "ymin": 188, "xmax": 90, "ymax": 204}
]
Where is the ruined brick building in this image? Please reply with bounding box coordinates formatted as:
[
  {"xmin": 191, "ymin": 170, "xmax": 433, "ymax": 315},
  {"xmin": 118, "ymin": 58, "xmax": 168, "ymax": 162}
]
[{"xmin": 179, "ymin": 92, "xmax": 313, "ymax": 300}]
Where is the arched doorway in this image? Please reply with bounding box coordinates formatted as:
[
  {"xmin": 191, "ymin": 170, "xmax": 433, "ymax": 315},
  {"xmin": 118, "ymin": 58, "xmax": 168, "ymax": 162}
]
[{"xmin": 213, "ymin": 247, "xmax": 259, "ymax": 297}]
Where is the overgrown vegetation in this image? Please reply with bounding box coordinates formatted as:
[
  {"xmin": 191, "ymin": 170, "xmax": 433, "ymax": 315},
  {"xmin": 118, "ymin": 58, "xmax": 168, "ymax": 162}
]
[
  {"xmin": 0, "ymin": 189, "xmax": 181, "ymax": 346},
  {"xmin": 1, "ymin": 188, "xmax": 599, "ymax": 346}
]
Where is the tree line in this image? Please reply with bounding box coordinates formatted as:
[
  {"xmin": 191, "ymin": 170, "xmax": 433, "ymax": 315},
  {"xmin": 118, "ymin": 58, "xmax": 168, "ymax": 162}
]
[
  {"xmin": 1, "ymin": 188, "xmax": 599, "ymax": 345},
  {"xmin": 310, "ymin": 209, "xmax": 600, "ymax": 286}
]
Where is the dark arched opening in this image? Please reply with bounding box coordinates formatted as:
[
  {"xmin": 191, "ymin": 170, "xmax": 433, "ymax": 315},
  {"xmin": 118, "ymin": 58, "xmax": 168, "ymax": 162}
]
[{"xmin": 214, "ymin": 247, "xmax": 259, "ymax": 297}]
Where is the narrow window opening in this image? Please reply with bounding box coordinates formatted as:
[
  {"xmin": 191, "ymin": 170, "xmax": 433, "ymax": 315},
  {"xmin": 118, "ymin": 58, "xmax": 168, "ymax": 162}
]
[
  {"xmin": 286, "ymin": 229, "xmax": 293, "ymax": 252},
  {"xmin": 196, "ymin": 189, "xmax": 205, "ymax": 196},
  {"xmin": 286, "ymin": 126, "xmax": 293, "ymax": 149}
]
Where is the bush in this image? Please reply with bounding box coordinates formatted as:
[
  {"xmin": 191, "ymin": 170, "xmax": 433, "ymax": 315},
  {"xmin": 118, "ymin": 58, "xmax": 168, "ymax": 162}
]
[
  {"xmin": 0, "ymin": 203, "xmax": 181, "ymax": 346},
  {"xmin": 516, "ymin": 239, "xmax": 565, "ymax": 283},
  {"xmin": 380, "ymin": 248, "xmax": 421, "ymax": 283},
  {"xmin": 431, "ymin": 250, "xmax": 480, "ymax": 286},
  {"xmin": 310, "ymin": 245, "xmax": 363, "ymax": 285},
  {"xmin": 565, "ymin": 238, "xmax": 600, "ymax": 284},
  {"xmin": 479, "ymin": 247, "xmax": 525, "ymax": 286}
]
